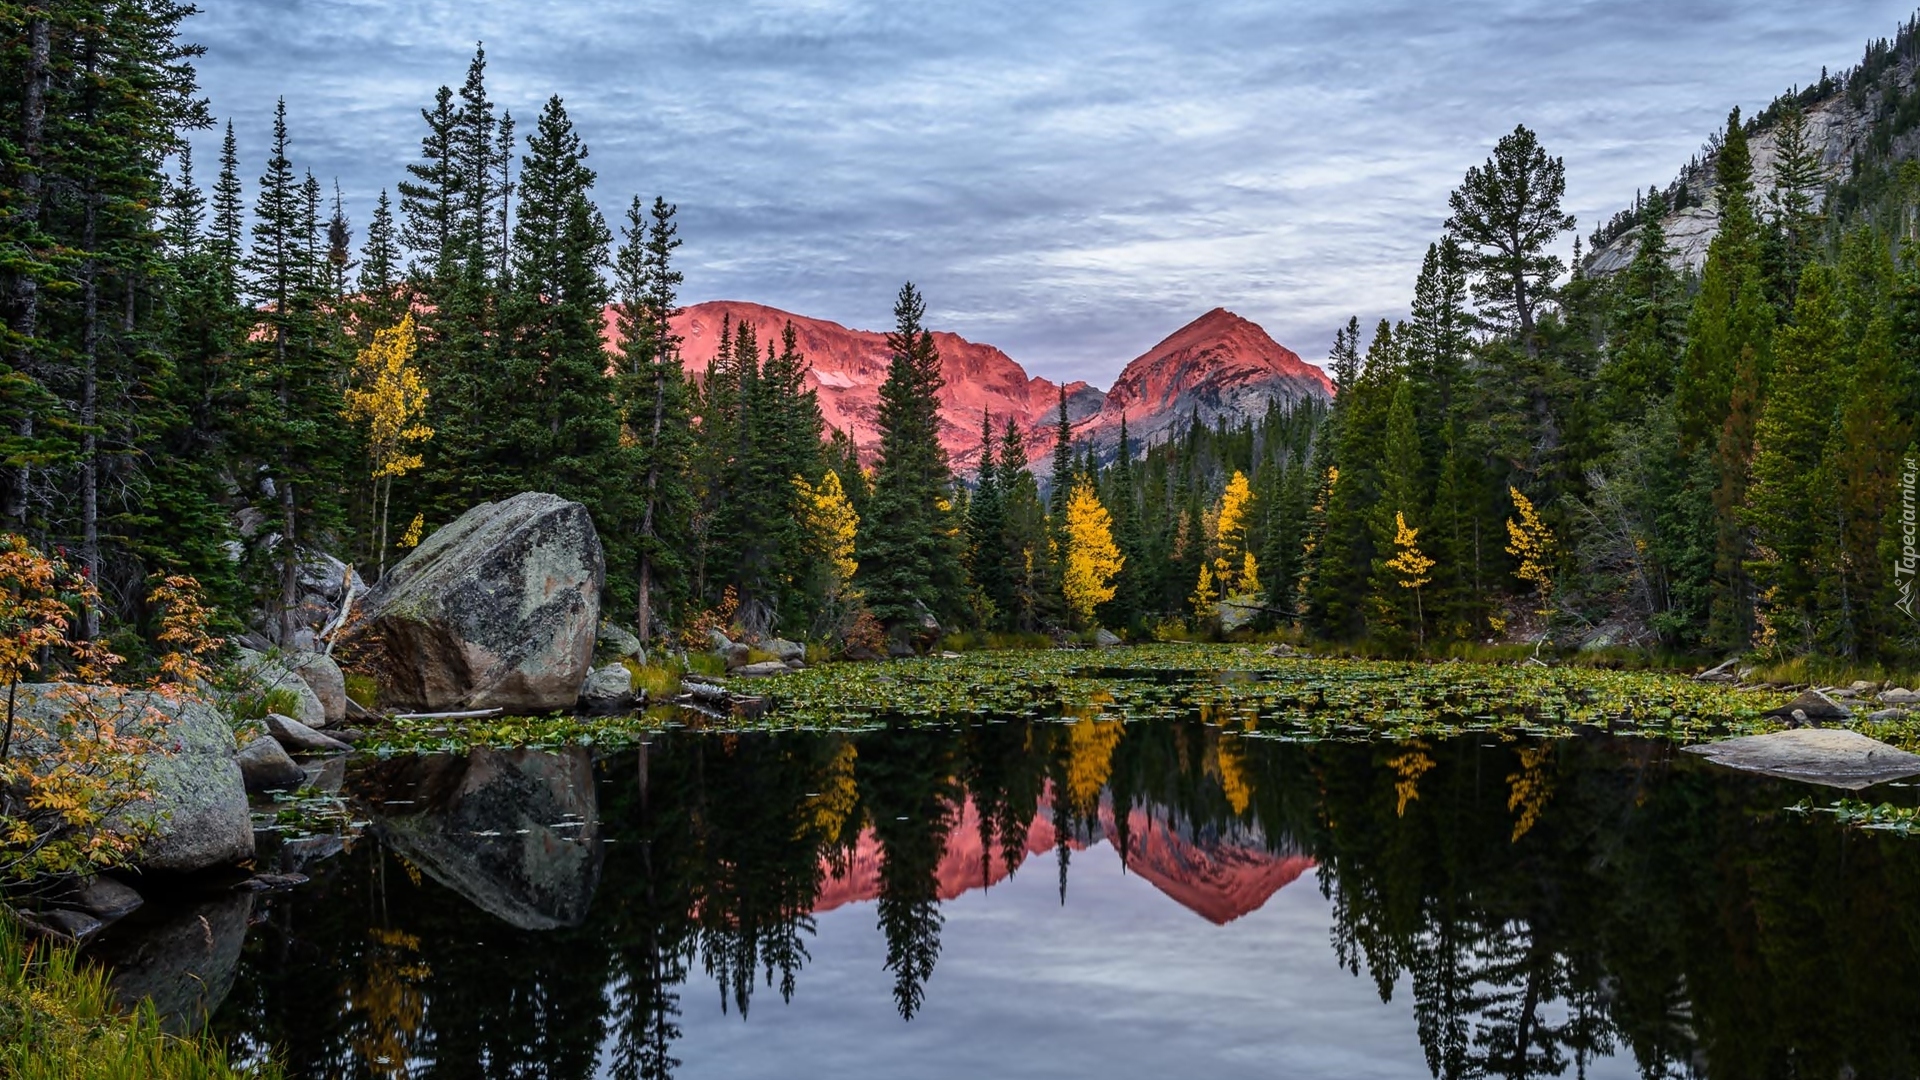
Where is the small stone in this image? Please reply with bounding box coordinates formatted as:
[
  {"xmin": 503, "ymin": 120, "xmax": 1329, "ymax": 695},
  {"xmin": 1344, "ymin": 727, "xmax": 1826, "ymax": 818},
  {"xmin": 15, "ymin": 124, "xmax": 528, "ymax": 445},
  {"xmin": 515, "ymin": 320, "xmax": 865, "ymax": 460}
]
[
  {"xmin": 233, "ymin": 872, "xmax": 309, "ymax": 892},
  {"xmin": 1879, "ymin": 687, "xmax": 1920, "ymax": 706},
  {"xmin": 718, "ymin": 642, "xmax": 750, "ymax": 669},
  {"xmin": 264, "ymin": 713, "xmax": 353, "ymax": 755},
  {"xmin": 1761, "ymin": 689, "xmax": 1852, "ymax": 724},
  {"xmin": 598, "ymin": 621, "xmax": 645, "ymax": 660},
  {"xmin": 236, "ymin": 736, "xmax": 306, "ymax": 792},
  {"xmin": 1094, "ymin": 629, "xmax": 1122, "ymax": 648},
  {"xmin": 733, "ymin": 661, "xmax": 791, "ymax": 678},
  {"xmin": 39, "ymin": 909, "xmax": 104, "ymax": 942},
  {"xmin": 579, "ymin": 665, "xmax": 635, "ymax": 715},
  {"xmin": 707, "ymin": 628, "xmax": 735, "ymax": 652},
  {"xmin": 65, "ymin": 876, "xmax": 143, "ymax": 921},
  {"xmin": 1868, "ymin": 708, "xmax": 1905, "ymax": 721}
]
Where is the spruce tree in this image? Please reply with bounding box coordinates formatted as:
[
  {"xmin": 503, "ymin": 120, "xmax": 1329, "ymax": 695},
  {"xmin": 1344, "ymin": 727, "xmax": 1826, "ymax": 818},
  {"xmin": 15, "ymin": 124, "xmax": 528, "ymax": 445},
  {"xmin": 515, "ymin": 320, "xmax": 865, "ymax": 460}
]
[
  {"xmin": 1745, "ymin": 263, "xmax": 1844, "ymax": 650},
  {"xmin": 857, "ymin": 284, "xmax": 963, "ymax": 640},
  {"xmin": 613, "ymin": 195, "xmax": 695, "ymax": 639},
  {"xmin": 505, "ymin": 95, "xmax": 626, "ymax": 589},
  {"xmin": 240, "ymin": 100, "xmax": 347, "ymax": 642},
  {"xmin": 966, "ymin": 411, "xmax": 1011, "ymax": 628}
]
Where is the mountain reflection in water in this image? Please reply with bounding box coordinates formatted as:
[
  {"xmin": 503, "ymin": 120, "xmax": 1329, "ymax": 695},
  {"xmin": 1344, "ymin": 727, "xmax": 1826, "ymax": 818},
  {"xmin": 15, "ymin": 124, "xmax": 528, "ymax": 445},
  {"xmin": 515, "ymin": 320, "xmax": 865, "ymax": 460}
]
[{"xmin": 147, "ymin": 720, "xmax": 1920, "ymax": 1078}]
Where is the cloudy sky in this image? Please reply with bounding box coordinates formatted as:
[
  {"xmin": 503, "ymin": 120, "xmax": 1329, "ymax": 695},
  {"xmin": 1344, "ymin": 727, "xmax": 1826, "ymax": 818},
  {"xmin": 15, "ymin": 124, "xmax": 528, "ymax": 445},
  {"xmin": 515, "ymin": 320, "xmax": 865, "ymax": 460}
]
[{"xmin": 185, "ymin": 1, "xmax": 1904, "ymax": 385}]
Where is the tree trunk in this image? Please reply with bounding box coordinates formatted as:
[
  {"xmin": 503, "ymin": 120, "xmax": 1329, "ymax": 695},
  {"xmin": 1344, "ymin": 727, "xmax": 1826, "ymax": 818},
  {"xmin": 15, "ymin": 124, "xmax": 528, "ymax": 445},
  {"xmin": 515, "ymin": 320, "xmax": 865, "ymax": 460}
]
[
  {"xmin": 635, "ymin": 357, "xmax": 667, "ymax": 640},
  {"xmin": 278, "ymin": 320, "xmax": 297, "ymax": 644},
  {"xmin": 77, "ymin": 37, "xmax": 101, "ymax": 640},
  {"xmin": 6, "ymin": 12, "xmax": 51, "ymax": 531}
]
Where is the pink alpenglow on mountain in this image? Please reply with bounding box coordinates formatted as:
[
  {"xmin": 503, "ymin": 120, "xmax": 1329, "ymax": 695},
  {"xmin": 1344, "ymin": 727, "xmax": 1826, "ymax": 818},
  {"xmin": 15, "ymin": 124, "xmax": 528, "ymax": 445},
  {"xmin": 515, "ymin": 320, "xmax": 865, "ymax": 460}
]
[
  {"xmin": 600, "ymin": 301, "xmax": 1326, "ymax": 474},
  {"xmin": 1077, "ymin": 307, "xmax": 1335, "ymax": 457}
]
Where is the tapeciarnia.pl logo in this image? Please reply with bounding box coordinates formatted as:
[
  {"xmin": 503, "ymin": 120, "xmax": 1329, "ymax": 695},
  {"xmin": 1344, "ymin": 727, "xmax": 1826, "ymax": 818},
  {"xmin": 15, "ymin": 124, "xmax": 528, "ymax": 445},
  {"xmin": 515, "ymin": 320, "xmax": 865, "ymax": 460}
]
[{"xmin": 1899, "ymin": 455, "xmax": 1918, "ymax": 622}]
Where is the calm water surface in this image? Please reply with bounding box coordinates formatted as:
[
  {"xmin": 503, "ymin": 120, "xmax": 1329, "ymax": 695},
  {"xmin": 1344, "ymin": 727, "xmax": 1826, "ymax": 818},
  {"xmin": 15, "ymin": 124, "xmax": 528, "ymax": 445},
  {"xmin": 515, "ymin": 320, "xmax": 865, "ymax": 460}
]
[{"xmin": 88, "ymin": 719, "xmax": 1920, "ymax": 1079}]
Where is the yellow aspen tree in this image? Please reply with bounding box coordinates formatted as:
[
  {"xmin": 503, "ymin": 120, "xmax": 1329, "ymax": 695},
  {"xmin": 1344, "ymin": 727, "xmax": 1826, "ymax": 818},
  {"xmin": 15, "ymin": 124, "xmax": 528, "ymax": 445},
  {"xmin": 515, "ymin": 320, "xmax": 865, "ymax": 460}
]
[
  {"xmin": 1062, "ymin": 479, "xmax": 1123, "ymax": 627},
  {"xmin": 1504, "ymin": 486, "xmax": 1555, "ymax": 617},
  {"xmin": 1213, "ymin": 470, "xmax": 1255, "ymax": 592},
  {"xmin": 795, "ymin": 469, "xmax": 861, "ymax": 602},
  {"xmin": 1384, "ymin": 512, "xmax": 1435, "ymax": 646},
  {"xmin": 1190, "ymin": 561, "xmax": 1218, "ymax": 621},
  {"xmin": 342, "ymin": 314, "xmax": 432, "ymax": 577}
]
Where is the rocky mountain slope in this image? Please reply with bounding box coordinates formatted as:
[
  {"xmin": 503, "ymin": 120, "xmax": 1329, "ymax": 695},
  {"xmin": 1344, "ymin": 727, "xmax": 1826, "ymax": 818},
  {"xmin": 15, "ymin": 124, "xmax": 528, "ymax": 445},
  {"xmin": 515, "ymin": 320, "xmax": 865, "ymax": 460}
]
[
  {"xmin": 1072, "ymin": 307, "xmax": 1333, "ymax": 458},
  {"xmin": 608, "ymin": 301, "xmax": 1331, "ymax": 475},
  {"xmin": 1586, "ymin": 22, "xmax": 1920, "ymax": 275}
]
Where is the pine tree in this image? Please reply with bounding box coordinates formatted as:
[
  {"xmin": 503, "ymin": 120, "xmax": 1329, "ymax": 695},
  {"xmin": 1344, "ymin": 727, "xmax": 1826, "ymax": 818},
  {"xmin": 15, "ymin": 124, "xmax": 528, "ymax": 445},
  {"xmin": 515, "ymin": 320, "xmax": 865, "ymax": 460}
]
[
  {"xmin": 997, "ymin": 416, "xmax": 1056, "ymax": 632},
  {"xmin": 1445, "ymin": 125, "xmax": 1577, "ymax": 351},
  {"xmin": 966, "ymin": 411, "xmax": 1011, "ymax": 628},
  {"xmin": 504, "ymin": 95, "xmax": 627, "ymax": 590},
  {"xmin": 1745, "ymin": 263, "xmax": 1844, "ymax": 651},
  {"xmin": 240, "ymin": 99, "xmax": 347, "ymax": 642},
  {"xmin": 613, "ymin": 195, "xmax": 694, "ymax": 640},
  {"xmin": 858, "ymin": 284, "xmax": 963, "ymax": 641}
]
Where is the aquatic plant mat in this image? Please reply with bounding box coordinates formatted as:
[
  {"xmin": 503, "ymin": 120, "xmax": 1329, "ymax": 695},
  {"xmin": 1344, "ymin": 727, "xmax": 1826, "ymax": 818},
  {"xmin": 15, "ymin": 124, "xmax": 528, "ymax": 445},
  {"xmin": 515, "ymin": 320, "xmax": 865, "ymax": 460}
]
[{"xmin": 366, "ymin": 644, "xmax": 1824, "ymax": 753}]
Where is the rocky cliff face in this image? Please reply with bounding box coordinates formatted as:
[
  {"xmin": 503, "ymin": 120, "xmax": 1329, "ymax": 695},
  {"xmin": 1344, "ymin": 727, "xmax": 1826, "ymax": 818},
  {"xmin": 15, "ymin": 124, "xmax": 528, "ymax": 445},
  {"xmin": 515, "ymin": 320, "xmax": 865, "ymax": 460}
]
[
  {"xmin": 606, "ymin": 301, "xmax": 1326, "ymax": 475},
  {"xmin": 1587, "ymin": 52, "xmax": 1918, "ymax": 276}
]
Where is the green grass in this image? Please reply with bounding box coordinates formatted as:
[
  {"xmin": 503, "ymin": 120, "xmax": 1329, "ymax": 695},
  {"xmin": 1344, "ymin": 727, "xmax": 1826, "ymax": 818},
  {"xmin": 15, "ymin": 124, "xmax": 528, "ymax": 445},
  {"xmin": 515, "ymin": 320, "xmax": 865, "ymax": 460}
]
[
  {"xmin": 0, "ymin": 917, "xmax": 278, "ymax": 1078},
  {"xmin": 622, "ymin": 658, "xmax": 685, "ymax": 701},
  {"xmin": 1745, "ymin": 654, "xmax": 1917, "ymax": 690},
  {"xmin": 342, "ymin": 672, "xmax": 379, "ymax": 710}
]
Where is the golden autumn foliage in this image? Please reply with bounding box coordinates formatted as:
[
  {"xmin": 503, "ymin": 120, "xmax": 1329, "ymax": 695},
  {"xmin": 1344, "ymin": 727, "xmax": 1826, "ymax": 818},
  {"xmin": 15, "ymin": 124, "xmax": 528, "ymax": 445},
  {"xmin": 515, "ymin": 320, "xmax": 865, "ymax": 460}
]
[
  {"xmin": 795, "ymin": 470, "xmax": 860, "ymax": 601},
  {"xmin": 1215, "ymin": 735, "xmax": 1253, "ymax": 816},
  {"xmin": 0, "ymin": 537, "xmax": 218, "ymax": 883},
  {"xmin": 1190, "ymin": 561, "xmax": 1219, "ymax": 619},
  {"xmin": 343, "ymin": 315, "xmax": 433, "ymax": 572},
  {"xmin": 1505, "ymin": 486, "xmax": 1555, "ymax": 616},
  {"xmin": 1061, "ymin": 481, "xmax": 1123, "ymax": 626},
  {"xmin": 1384, "ymin": 512, "xmax": 1435, "ymax": 643},
  {"xmin": 1063, "ymin": 717, "xmax": 1123, "ymax": 815},
  {"xmin": 1506, "ymin": 743, "xmax": 1555, "ymax": 842},
  {"xmin": 1211, "ymin": 470, "xmax": 1256, "ymax": 595}
]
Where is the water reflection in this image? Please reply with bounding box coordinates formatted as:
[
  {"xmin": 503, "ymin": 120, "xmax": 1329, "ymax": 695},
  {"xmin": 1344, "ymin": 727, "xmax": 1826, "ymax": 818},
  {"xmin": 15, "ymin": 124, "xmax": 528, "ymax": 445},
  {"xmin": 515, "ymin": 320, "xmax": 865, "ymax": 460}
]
[{"xmin": 171, "ymin": 720, "xmax": 1920, "ymax": 1078}]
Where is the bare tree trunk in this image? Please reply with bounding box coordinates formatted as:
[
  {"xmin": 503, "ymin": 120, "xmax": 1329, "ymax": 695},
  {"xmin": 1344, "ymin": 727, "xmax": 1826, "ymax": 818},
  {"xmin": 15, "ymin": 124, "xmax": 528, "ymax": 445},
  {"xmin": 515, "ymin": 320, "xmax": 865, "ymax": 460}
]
[
  {"xmin": 77, "ymin": 35, "xmax": 101, "ymax": 640},
  {"xmin": 277, "ymin": 321, "xmax": 298, "ymax": 644},
  {"xmin": 6, "ymin": 12, "xmax": 51, "ymax": 531},
  {"xmin": 635, "ymin": 357, "xmax": 667, "ymax": 640}
]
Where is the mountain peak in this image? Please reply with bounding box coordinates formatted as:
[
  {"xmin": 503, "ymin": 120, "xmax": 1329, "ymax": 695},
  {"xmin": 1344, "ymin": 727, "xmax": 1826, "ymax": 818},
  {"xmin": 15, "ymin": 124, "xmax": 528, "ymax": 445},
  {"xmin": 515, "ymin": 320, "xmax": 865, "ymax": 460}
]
[
  {"xmin": 601, "ymin": 300, "xmax": 1323, "ymax": 469},
  {"xmin": 1073, "ymin": 308, "xmax": 1333, "ymax": 456}
]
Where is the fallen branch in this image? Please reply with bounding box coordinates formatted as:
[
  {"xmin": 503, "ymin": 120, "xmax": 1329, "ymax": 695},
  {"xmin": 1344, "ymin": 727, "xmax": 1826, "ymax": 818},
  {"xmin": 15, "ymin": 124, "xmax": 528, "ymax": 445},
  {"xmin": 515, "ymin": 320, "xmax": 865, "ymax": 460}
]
[
  {"xmin": 320, "ymin": 566, "xmax": 356, "ymax": 657},
  {"xmin": 390, "ymin": 708, "xmax": 503, "ymax": 721}
]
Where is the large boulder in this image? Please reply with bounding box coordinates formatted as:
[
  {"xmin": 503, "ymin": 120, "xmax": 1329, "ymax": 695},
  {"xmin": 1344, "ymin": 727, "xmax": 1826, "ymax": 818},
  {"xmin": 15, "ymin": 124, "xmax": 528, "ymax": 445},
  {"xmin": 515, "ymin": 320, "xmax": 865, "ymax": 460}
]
[
  {"xmin": 355, "ymin": 746, "xmax": 602, "ymax": 930},
  {"xmin": 10, "ymin": 684, "xmax": 252, "ymax": 873},
  {"xmin": 284, "ymin": 649, "xmax": 347, "ymax": 725},
  {"xmin": 359, "ymin": 493, "xmax": 606, "ymax": 713},
  {"xmin": 233, "ymin": 647, "xmax": 328, "ymax": 729}
]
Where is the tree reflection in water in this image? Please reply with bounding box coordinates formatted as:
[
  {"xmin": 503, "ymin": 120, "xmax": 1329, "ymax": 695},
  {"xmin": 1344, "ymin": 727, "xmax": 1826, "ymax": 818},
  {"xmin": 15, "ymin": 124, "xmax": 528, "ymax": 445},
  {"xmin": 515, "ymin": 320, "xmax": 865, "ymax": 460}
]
[{"xmin": 197, "ymin": 719, "xmax": 1920, "ymax": 1079}]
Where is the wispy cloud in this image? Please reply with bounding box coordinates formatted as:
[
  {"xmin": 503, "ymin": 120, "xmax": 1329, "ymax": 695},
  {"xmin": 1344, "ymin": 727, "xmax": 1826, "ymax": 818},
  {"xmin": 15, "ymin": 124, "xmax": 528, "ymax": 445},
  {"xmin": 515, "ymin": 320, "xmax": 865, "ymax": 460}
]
[{"xmin": 187, "ymin": 0, "xmax": 1899, "ymax": 381}]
